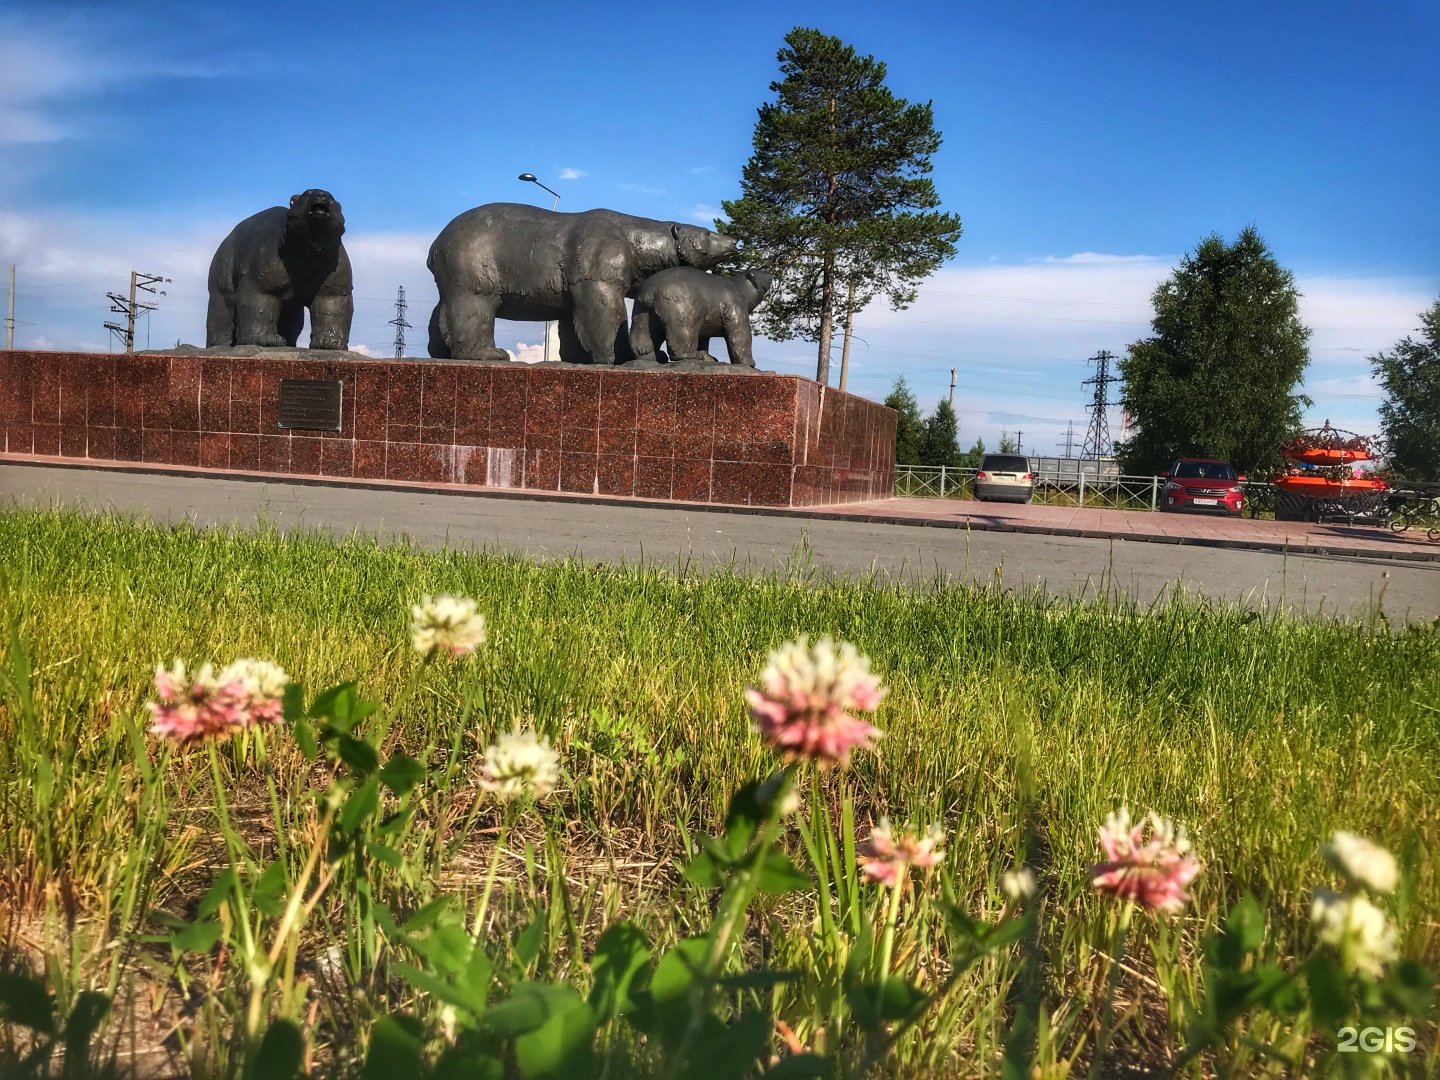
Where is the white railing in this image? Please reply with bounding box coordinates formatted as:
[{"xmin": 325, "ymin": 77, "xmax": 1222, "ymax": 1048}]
[{"xmin": 895, "ymin": 464, "xmax": 1169, "ymax": 510}]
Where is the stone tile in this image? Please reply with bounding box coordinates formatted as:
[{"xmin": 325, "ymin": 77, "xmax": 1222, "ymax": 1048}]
[
  {"xmin": 60, "ymin": 425, "xmax": 87, "ymax": 458},
  {"xmin": 354, "ymin": 440, "xmax": 386, "ymax": 479},
  {"xmin": 420, "ymin": 366, "xmax": 457, "ymax": 445},
  {"xmin": 5, "ymin": 422, "xmax": 33, "ymax": 454},
  {"xmin": 489, "ymin": 367, "xmax": 528, "ymax": 448},
  {"xmin": 523, "ymin": 447, "xmax": 561, "ymax": 490},
  {"xmin": 560, "ymin": 451, "xmax": 597, "ymax": 493},
  {"xmin": 114, "ymin": 426, "xmax": 142, "ymax": 462},
  {"xmin": 200, "ymin": 357, "xmax": 231, "ymax": 431},
  {"xmin": 32, "ymin": 358, "xmax": 60, "ymax": 425},
  {"xmin": 231, "ymin": 366, "xmax": 266, "ymax": 434},
  {"xmin": 711, "ymin": 379, "xmax": 750, "ymax": 463},
  {"xmin": 255, "ymin": 434, "xmax": 286, "ymax": 472},
  {"xmin": 136, "ymin": 357, "xmax": 171, "ymax": 432},
  {"xmin": 87, "ymin": 427, "xmax": 116, "ymax": 461},
  {"xmin": 386, "ymin": 363, "xmax": 423, "ymax": 443},
  {"xmin": 167, "ymin": 357, "xmax": 203, "ymax": 431},
  {"xmin": 598, "ymin": 372, "xmax": 639, "ymax": 455},
  {"xmin": 0, "ymin": 353, "xmax": 22, "ymax": 422},
  {"xmin": 416, "ymin": 444, "xmax": 453, "ymax": 484},
  {"xmin": 634, "ymin": 456, "xmax": 673, "ymax": 500},
  {"xmin": 289, "ymin": 433, "xmax": 323, "ymax": 475},
  {"xmin": 454, "ymin": 366, "xmax": 493, "ymax": 445},
  {"xmin": 672, "ymin": 458, "xmax": 712, "ymax": 503},
  {"xmin": 524, "ymin": 369, "xmax": 564, "ymax": 451},
  {"xmin": 88, "ymin": 358, "xmax": 117, "ymax": 428},
  {"xmin": 454, "ymin": 445, "xmax": 488, "ymax": 486},
  {"xmin": 354, "ymin": 364, "xmax": 388, "ymax": 441},
  {"xmin": 634, "ymin": 375, "xmax": 676, "ymax": 457},
  {"xmin": 748, "ymin": 462, "xmax": 793, "ymax": 506},
  {"xmin": 560, "ymin": 370, "xmax": 600, "ymax": 454},
  {"xmin": 200, "ymin": 432, "xmax": 230, "ymax": 468},
  {"xmin": 385, "ymin": 442, "xmax": 419, "ymax": 481},
  {"xmin": 710, "ymin": 460, "xmax": 750, "ymax": 504},
  {"xmin": 673, "ymin": 379, "xmax": 715, "ymax": 460},
  {"xmin": 321, "ymin": 438, "xmax": 355, "ymax": 477},
  {"xmin": 322, "ymin": 361, "xmax": 359, "ymax": 437},
  {"xmin": 597, "ymin": 453, "xmax": 635, "ymax": 497},
  {"xmin": 226, "ymin": 434, "xmax": 258, "ymax": 471},
  {"xmin": 58, "ymin": 357, "xmax": 88, "ymax": 426},
  {"xmin": 170, "ymin": 431, "xmax": 201, "ymax": 467},
  {"xmin": 141, "ymin": 428, "xmax": 170, "ymax": 463}
]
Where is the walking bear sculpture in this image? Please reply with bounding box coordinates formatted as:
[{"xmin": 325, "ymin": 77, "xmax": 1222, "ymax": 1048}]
[
  {"xmin": 629, "ymin": 267, "xmax": 774, "ymax": 367},
  {"xmin": 426, "ymin": 203, "xmax": 738, "ymax": 364},
  {"xmin": 205, "ymin": 189, "xmax": 353, "ymax": 350}
]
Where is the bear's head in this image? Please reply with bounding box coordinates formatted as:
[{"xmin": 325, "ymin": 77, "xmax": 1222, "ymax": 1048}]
[
  {"xmin": 671, "ymin": 224, "xmax": 738, "ymax": 271},
  {"xmin": 741, "ymin": 269, "xmax": 775, "ymax": 309},
  {"xmin": 286, "ymin": 189, "xmax": 346, "ymax": 248}
]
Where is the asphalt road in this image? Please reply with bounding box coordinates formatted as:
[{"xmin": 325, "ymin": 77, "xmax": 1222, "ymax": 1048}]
[{"xmin": 3, "ymin": 463, "xmax": 1436, "ymax": 622}]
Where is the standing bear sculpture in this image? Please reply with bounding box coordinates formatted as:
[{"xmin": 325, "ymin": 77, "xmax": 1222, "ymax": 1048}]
[
  {"xmin": 426, "ymin": 203, "xmax": 738, "ymax": 364},
  {"xmin": 205, "ymin": 189, "xmax": 353, "ymax": 350},
  {"xmin": 629, "ymin": 267, "xmax": 775, "ymax": 367}
]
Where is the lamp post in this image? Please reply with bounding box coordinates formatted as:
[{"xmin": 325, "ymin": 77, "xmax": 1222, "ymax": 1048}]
[{"xmin": 519, "ymin": 173, "xmax": 561, "ymax": 365}]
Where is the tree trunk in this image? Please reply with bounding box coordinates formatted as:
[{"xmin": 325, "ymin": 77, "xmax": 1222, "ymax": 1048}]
[
  {"xmin": 838, "ymin": 279, "xmax": 856, "ymax": 392},
  {"xmin": 816, "ymin": 250, "xmax": 835, "ymax": 386}
]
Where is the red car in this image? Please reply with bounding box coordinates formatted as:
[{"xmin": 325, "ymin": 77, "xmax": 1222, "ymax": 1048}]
[{"xmin": 1161, "ymin": 459, "xmax": 1246, "ymax": 516}]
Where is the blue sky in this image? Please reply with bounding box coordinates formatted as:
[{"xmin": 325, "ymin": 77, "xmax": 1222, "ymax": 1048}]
[{"xmin": 3, "ymin": 0, "xmax": 1436, "ymax": 454}]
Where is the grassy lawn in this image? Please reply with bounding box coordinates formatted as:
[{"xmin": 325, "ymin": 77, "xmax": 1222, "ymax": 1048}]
[{"xmin": 1, "ymin": 508, "xmax": 1436, "ymax": 1076}]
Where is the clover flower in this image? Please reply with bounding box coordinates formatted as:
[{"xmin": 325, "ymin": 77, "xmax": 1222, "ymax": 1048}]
[
  {"xmin": 148, "ymin": 660, "xmax": 250, "ymax": 743},
  {"xmin": 857, "ymin": 818, "xmax": 945, "ymax": 887},
  {"xmin": 479, "ymin": 728, "xmax": 561, "ymax": 801},
  {"xmin": 1090, "ymin": 807, "xmax": 1202, "ymax": 913},
  {"xmin": 1323, "ymin": 831, "xmax": 1398, "ymax": 895},
  {"xmin": 744, "ymin": 636, "xmax": 885, "ymax": 767},
  {"xmin": 1002, "ymin": 867, "xmax": 1038, "ymax": 903},
  {"xmin": 411, "ymin": 594, "xmax": 487, "ymax": 657},
  {"xmin": 217, "ymin": 657, "xmax": 290, "ymax": 725},
  {"xmin": 1312, "ymin": 888, "xmax": 1398, "ymax": 978}
]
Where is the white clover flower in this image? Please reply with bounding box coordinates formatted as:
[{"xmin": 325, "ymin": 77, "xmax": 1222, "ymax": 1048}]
[
  {"xmin": 411, "ymin": 594, "xmax": 487, "ymax": 657},
  {"xmin": 1312, "ymin": 888, "xmax": 1398, "ymax": 978},
  {"xmin": 1323, "ymin": 831, "xmax": 1399, "ymax": 895},
  {"xmin": 219, "ymin": 657, "xmax": 290, "ymax": 701},
  {"xmin": 1002, "ymin": 867, "xmax": 1037, "ymax": 903},
  {"xmin": 479, "ymin": 728, "xmax": 561, "ymax": 801}
]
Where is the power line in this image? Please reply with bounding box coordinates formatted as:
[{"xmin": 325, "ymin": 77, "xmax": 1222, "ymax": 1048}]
[
  {"xmin": 103, "ymin": 271, "xmax": 168, "ymax": 353},
  {"xmin": 1057, "ymin": 420, "xmax": 1078, "ymax": 457},
  {"xmin": 388, "ymin": 285, "xmax": 412, "ymax": 358},
  {"xmin": 1080, "ymin": 349, "xmax": 1117, "ymax": 460}
]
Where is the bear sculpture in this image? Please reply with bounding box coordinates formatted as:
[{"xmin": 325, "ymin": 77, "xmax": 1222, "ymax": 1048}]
[
  {"xmin": 205, "ymin": 189, "xmax": 353, "ymax": 350},
  {"xmin": 629, "ymin": 267, "xmax": 775, "ymax": 367},
  {"xmin": 427, "ymin": 203, "xmax": 738, "ymax": 364}
]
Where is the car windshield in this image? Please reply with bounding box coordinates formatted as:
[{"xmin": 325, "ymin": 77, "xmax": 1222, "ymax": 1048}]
[
  {"xmin": 1173, "ymin": 461, "xmax": 1235, "ymax": 480},
  {"xmin": 981, "ymin": 456, "xmax": 1030, "ymax": 473}
]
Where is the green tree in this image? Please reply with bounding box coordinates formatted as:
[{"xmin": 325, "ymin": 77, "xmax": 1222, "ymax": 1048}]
[
  {"xmin": 919, "ymin": 398, "xmax": 961, "ymax": 468},
  {"xmin": 959, "ymin": 436, "xmax": 986, "ymax": 470},
  {"xmin": 1115, "ymin": 226, "xmax": 1311, "ymax": 475},
  {"xmin": 997, "ymin": 431, "xmax": 1020, "ymax": 454},
  {"xmin": 1371, "ymin": 299, "xmax": 1440, "ymax": 481},
  {"xmin": 884, "ymin": 376, "xmax": 925, "ymax": 466},
  {"xmin": 720, "ymin": 27, "xmax": 962, "ymax": 387}
]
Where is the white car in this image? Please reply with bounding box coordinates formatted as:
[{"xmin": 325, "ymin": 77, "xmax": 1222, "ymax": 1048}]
[{"xmin": 974, "ymin": 454, "xmax": 1035, "ymax": 503}]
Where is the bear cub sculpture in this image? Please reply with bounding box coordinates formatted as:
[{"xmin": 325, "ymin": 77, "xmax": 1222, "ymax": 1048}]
[
  {"xmin": 629, "ymin": 267, "xmax": 775, "ymax": 367},
  {"xmin": 427, "ymin": 203, "xmax": 738, "ymax": 364},
  {"xmin": 205, "ymin": 189, "xmax": 353, "ymax": 350}
]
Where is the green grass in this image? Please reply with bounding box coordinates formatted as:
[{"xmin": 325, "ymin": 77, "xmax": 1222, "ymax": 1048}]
[{"xmin": 1, "ymin": 507, "xmax": 1437, "ymax": 1076}]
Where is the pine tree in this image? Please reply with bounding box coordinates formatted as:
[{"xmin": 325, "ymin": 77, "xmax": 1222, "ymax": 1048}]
[
  {"xmin": 721, "ymin": 28, "xmax": 962, "ymax": 386},
  {"xmin": 919, "ymin": 399, "xmax": 961, "ymax": 468},
  {"xmin": 1371, "ymin": 299, "xmax": 1440, "ymax": 481},
  {"xmin": 1116, "ymin": 226, "xmax": 1311, "ymax": 475},
  {"xmin": 884, "ymin": 376, "xmax": 925, "ymax": 466}
]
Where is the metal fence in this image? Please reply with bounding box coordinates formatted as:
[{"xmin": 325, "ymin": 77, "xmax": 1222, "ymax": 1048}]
[{"xmin": 894, "ymin": 464, "xmax": 1275, "ymax": 514}]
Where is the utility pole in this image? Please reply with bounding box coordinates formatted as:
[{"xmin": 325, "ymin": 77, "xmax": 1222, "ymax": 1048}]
[
  {"xmin": 104, "ymin": 271, "xmax": 168, "ymax": 353},
  {"xmin": 388, "ymin": 285, "xmax": 412, "ymax": 357},
  {"xmin": 5, "ymin": 265, "xmax": 13, "ymax": 350},
  {"xmin": 1015, "ymin": 429, "xmax": 1023, "ymax": 453},
  {"xmin": 948, "ymin": 367, "xmax": 956, "ymax": 408},
  {"xmin": 1081, "ymin": 350, "xmax": 1116, "ymax": 461}
]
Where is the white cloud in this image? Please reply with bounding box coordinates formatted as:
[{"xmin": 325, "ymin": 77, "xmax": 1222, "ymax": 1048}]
[
  {"xmin": 557, "ymin": 168, "xmax": 587, "ymax": 181},
  {"xmin": 509, "ymin": 323, "xmax": 559, "ymax": 364},
  {"xmin": 690, "ymin": 204, "xmax": 724, "ymax": 224}
]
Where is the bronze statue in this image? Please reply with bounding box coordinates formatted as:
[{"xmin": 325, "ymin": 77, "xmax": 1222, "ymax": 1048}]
[{"xmin": 629, "ymin": 268, "xmax": 774, "ymax": 366}]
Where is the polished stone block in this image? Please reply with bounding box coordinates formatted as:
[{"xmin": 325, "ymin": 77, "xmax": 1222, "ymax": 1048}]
[{"xmin": 0, "ymin": 351, "xmax": 896, "ymax": 507}]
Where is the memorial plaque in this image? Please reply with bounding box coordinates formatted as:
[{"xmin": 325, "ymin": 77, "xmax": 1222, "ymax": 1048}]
[{"xmin": 277, "ymin": 379, "xmax": 343, "ymax": 431}]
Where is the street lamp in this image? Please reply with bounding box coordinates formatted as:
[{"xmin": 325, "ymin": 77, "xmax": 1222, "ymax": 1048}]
[{"xmin": 518, "ymin": 173, "xmax": 562, "ymax": 363}]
